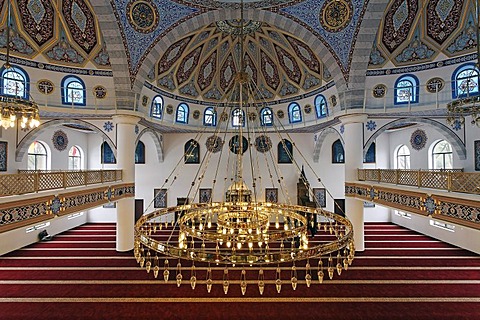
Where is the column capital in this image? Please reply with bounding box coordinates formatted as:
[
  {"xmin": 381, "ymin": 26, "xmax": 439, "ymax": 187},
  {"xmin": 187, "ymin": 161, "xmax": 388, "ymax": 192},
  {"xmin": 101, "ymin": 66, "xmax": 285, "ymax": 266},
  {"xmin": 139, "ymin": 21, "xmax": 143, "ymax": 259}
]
[
  {"xmin": 112, "ymin": 114, "xmax": 141, "ymax": 126},
  {"xmin": 338, "ymin": 114, "xmax": 368, "ymax": 125}
]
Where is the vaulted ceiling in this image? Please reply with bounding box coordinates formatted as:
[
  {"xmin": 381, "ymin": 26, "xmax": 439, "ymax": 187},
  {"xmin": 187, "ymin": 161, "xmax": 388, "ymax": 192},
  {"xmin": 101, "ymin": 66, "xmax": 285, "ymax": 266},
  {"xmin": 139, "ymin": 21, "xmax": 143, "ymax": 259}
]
[{"xmin": 0, "ymin": 0, "xmax": 477, "ymax": 105}]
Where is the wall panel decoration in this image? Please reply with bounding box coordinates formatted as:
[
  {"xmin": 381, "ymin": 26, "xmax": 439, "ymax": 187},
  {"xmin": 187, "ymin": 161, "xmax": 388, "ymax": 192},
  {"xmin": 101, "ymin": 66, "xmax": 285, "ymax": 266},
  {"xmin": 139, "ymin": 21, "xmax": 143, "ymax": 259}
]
[{"xmin": 0, "ymin": 141, "xmax": 7, "ymax": 171}]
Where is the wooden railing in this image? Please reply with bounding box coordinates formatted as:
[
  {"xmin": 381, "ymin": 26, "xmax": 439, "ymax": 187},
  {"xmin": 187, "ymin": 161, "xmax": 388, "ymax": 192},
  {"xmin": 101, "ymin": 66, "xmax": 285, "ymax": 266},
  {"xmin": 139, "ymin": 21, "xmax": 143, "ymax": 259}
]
[
  {"xmin": 357, "ymin": 169, "xmax": 480, "ymax": 195},
  {"xmin": 0, "ymin": 170, "xmax": 122, "ymax": 197}
]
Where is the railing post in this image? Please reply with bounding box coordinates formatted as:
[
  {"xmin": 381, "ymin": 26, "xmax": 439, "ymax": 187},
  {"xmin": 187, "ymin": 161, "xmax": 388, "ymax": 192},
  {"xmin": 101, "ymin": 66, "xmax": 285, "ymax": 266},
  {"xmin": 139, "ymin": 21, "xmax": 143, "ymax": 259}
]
[
  {"xmin": 395, "ymin": 170, "xmax": 399, "ymax": 185},
  {"xmin": 84, "ymin": 171, "xmax": 87, "ymax": 186},
  {"xmin": 377, "ymin": 169, "xmax": 381, "ymax": 183},
  {"xmin": 34, "ymin": 172, "xmax": 39, "ymax": 192},
  {"xmin": 417, "ymin": 170, "xmax": 422, "ymax": 188},
  {"xmin": 63, "ymin": 172, "xmax": 67, "ymax": 189},
  {"xmin": 101, "ymin": 170, "xmax": 104, "ymax": 184},
  {"xmin": 447, "ymin": 172, "xmax": 452, "ymax": 192}
]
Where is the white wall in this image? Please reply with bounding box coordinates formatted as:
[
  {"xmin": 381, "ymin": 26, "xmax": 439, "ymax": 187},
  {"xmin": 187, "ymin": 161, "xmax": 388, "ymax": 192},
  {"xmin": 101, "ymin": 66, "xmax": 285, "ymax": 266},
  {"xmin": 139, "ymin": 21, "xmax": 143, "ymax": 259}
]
[
  {"xmin": 134, "ymin": 132, "xmax": 346, "ymax": 216},
  {"xmin": 0, "ymin": 212, "xmax": 87, "ymax": 255},
  {"xmin": 392, "ymin": 209, "xmax": 480, "ymax": 254}
]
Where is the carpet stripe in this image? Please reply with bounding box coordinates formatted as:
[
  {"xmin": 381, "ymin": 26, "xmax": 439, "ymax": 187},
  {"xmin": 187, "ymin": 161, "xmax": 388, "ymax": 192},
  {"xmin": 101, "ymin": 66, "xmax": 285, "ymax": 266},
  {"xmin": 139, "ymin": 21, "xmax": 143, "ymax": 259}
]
[
  {"xmin": 0, "ymin": 297, "xmax": 478, "ymax": 303},
  {"xmin": 1, "ymin": 266, "xmax": 479, "ymax": 271}
]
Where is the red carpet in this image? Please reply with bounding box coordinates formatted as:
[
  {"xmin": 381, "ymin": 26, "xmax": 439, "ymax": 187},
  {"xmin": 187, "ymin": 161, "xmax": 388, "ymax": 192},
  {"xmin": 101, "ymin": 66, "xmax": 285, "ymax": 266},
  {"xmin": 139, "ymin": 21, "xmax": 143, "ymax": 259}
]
[{"xmin": 0, "ymin": 222, "xmax": 479, "ymax": 320}]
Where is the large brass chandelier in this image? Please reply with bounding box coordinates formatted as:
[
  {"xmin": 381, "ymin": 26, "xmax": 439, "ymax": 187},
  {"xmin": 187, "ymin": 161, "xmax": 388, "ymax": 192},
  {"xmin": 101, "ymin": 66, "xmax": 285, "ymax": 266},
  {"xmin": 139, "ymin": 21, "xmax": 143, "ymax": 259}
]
[
  {"xmin": 134, "ymin": 0, "xmax": 355, "ymax": 295},
  {"xmin": 0, "ymin": 0, "xmax": 40, "ymax": 130}
]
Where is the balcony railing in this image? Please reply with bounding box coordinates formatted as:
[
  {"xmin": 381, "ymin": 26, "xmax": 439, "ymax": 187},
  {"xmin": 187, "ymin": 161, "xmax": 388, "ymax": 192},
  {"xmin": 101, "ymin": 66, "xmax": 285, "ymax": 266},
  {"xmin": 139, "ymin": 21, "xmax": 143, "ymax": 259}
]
[
  {"xmin": 357, "ymin": 169, "xmax": 480, "ymax": 195},
  {"xmin": 0, "ymin": 170, "xmax": 122, "ymax": 197}
]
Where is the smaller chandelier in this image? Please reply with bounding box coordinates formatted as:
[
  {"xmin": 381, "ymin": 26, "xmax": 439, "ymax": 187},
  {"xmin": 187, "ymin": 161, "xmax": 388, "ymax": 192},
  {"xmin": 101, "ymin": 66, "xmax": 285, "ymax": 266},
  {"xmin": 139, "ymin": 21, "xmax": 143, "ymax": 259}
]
[
  {"xmin": 0, "ymin": 95, "xmax": 40, "ymax": 130},
  {"xmin": 446, "ymin": 95, "xmax": 480, "ymax": 127}
]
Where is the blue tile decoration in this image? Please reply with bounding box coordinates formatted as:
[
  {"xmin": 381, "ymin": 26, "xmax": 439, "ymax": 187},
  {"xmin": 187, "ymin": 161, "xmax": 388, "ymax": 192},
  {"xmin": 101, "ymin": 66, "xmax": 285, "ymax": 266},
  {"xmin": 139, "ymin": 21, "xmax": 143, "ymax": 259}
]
[
  {"xmin": 280, "ymin": 0, "xmax": 367, "ymax": 79},
  {"xmin": 424, "ymin": 196, "xmax": 437, "ymax": 215},
  {"xmin": 365, "ymin": 120, "xmax": 376, "ymax": 131},
  {"xmin": 49, "ymin": 196, "xmax": 63, "ymax": 215},
  {"xmin": 103, "ymin": 121, "xmax": 114, "ymax": 132},
  {"xmin": 451, "ymin": 119, "xmax": 462, "ymax": 131},
  {"xmin": 110, "ymin": 0, "xmax": 200, "ymax": 77}
]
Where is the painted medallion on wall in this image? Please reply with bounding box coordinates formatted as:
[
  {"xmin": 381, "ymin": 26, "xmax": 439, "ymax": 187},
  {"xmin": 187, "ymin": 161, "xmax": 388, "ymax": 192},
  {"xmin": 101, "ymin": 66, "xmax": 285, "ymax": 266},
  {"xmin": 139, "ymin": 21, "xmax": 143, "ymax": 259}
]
[
  {"xmin": 304, "ymin": 104, "xmax": 312, "ymax": 114},
  {"xmin": 93, "ymin": 85, "xmax": 107, "ymax": 99},
  {"xmin": 166, "ymin": 105, "xmax": 174, "ymax": 114},
  {"xmin": 426, "ymin": 77, "xmax": 444, "ymax": 93},
  {"xmin": 229, "ymin": 135, "xmax": 248, "ymax": 155},
  {"xmin": 277, "ymin": 110, "xmax": 285, "ymax": 119},
  {"xmin": 205, "ymin": 135, "xmax": 223, "ymax": 153},
  {"xmin": 127, "ymin": 0, "xmax": 160, "ymax": 33},
  {"xmin": 373, "ymin": 84, "xmax": 387, "ymax": 98},
  {"xmin": 410, "ymin": 129, "xmax": 427, "ymax": 151},
  {"xmin": 254, "ymin": 135, "xmax": 272, "ymax": 153},
  {"xmin": 37, "ymin": 79, "xmax": 54, "ymax": 95},
  {"xmin": 52, "ymin": 130, "xmax": 69, "ymax": 151},
  {"xmin": 142, "ymin": 95, "xmax": 149, "ymax": 107},
  {"xmin": 320, "ymin": 0, "xmax": 354, "ymax": 33},
  {"xmin": 192, "ymin": 110, "xmax": 200, "ymax": 120},
  {"xmin": 475, "ymin": 140, "xmax": 480, "ymax": 171}
]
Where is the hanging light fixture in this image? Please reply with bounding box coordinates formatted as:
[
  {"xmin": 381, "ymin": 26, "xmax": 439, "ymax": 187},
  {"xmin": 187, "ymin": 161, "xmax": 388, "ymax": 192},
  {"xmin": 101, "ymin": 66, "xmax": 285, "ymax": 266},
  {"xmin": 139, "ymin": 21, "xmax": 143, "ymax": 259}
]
[
  {"xmin": 446, "ymin": 0, "xmax": 480, "ymax": 127},
  {"xmin": 134, "ymin": 0, "xmax": 355, "ymax": 294},
  {"xmin": 0, "ymin": 0, "xmax": 40, "ymax": 130}
]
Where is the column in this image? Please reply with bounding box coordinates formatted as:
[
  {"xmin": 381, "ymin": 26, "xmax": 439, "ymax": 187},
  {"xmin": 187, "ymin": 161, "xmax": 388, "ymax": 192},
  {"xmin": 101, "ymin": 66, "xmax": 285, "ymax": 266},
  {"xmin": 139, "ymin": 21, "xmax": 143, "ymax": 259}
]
[
  {"xmin": 113, "ymin": 114, "xmax": 139, "ymax": 252},
  {"xmin": 340, "ymin": 114, "xmax": 367, "ymax": 251}
]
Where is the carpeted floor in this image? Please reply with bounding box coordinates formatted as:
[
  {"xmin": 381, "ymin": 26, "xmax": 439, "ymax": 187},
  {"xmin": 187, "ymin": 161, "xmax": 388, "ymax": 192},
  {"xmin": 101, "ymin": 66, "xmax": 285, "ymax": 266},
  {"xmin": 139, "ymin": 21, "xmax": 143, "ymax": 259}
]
[{"xmin": 0, "ymin": 222, "xmax": 479, "ymax": 320}]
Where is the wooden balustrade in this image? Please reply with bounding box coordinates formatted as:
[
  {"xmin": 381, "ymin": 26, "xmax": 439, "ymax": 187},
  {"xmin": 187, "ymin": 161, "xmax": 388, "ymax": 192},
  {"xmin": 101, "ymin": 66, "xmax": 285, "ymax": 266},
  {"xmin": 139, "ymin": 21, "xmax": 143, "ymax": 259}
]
[
  {"xmin": 0, "ymin": 170, "xmax": 122, "ymax": 197},
  {"xmin": 357, "ymin": 169, "xmax": 480, "ymax": 195}
]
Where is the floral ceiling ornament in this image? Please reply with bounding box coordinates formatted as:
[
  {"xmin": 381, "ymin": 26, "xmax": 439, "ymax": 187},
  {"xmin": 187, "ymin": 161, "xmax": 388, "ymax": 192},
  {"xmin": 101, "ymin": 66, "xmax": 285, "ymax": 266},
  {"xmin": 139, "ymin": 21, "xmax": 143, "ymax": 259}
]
[
  {"xmin": 127, "ymin": 0, "xmax": 160, "ymax": 33},
  {"xmin": 320, "ymin": 0, "xmax": 354, "ymax": 33}
]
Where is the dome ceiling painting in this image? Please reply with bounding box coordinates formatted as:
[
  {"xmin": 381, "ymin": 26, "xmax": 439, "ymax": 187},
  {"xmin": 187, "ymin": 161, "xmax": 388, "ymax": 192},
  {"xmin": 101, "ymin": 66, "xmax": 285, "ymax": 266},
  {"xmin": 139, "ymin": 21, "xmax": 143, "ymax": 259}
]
[
  {"xmin": 151, "ymin": 21, "xmax": 330, "ymax": 103},
  {"xmin": 0, "ymin": 0, "xmax": 111, "ymax": 68},
  {"xmin": 369, "ymin": 0, "xmax": 477, "ymax": 68},
  {"xmin": 110, "ymin": 0, "xmax": 368, "ymax": 85}
]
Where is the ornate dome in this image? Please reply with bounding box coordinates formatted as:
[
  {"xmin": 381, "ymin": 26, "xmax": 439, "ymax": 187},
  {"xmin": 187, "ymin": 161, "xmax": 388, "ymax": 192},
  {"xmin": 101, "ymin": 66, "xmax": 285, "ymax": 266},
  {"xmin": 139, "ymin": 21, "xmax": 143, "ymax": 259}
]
[
  {"xmin": 0, "ymin": 0, "xmax": 110, "ymax": 69},
  {"xmin": 368, "ymin": 0, "xmax": 477, "ymax": 68},
  {"xmin": 151, "ymin": 21, "xmax": 330, "ymax": 103}
]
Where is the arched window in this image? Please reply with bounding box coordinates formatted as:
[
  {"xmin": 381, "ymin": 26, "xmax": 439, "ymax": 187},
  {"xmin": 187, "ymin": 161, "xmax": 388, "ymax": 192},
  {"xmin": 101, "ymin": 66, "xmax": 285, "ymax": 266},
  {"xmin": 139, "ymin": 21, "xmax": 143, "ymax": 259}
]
[
  {"xmin": 314, "ymin": 95, "xmax": 328, "ymax": 118},
  {"xmin": 364, "ymin": 142, "xmax": 376, "ymax": 163},
  {"xmin": 232, "ymin": 108, "xmax": 245, "ymax": 127},
  {"xmin": 28, "ymin": 141, "xmax": 47, "ymax": 170},
  {"xmin": 260, "ymin": 107, "xmax": 273, "ymax": 126},
  {"xmin": 452, "ymin": 63, "xmax": 479, "ymax": 98},
  {"xmin": 204, "ymin": 107, "xmax": 216, "ymax": 126},
  {"xmin": 288, "ymin": 102, "xmax": 302, "ymax": 123},
  {"xmin": 61, "ymin": 75, "xmax": 86, "ymax": 106},
  {"xmin": 1, "ymin": 65, "xmax": 29, "ymax": 98},
  {"xmin": 394, "ymin": 74, "xmax": 419, "ymax": 104},
  {"xmin": 278, "ymin": 139, "xmax": 293, "ymax": 163},
  {"xmin": 184, "ymin": 139, "xmax": 200, "ymax": 164},
  {"xmin": 101, "ymin": 141, "xmax": 116, "ymax": 164},
  {"xmin": 432, "ymin": 140, "xmax": 453, "ymax": 170},
  {"xmin": 176, "ymin": 103, "xmax": 189, "ymax": 124},
  {"xmin": 396, "ymin": 144, "xmax": 410, "ymax": 169},
  {"xmin": 332, "ymin": 139, "xmax": 345, "ymax": 163},
  {"xmin": 68, "ymin": 146, "xmax": 83, "ymax": 170},
  {"xmin": 151, "ymin": 96, "xmax": 163, "ymax": 119},
  {"xmin": 135, "ymin": 141, "xmax": 145, "ymax": 164}
]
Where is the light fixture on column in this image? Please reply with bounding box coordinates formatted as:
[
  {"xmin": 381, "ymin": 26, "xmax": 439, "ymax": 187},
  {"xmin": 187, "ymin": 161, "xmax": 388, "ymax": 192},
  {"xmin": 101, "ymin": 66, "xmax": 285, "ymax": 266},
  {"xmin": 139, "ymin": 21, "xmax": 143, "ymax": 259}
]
[
  {"xmin": 0, "ymin": 0, "xmax": 40, "ymax": 130},
  {"xmin": 134, "ymin": 0, "xmax": 355, "ymax": 295}
]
